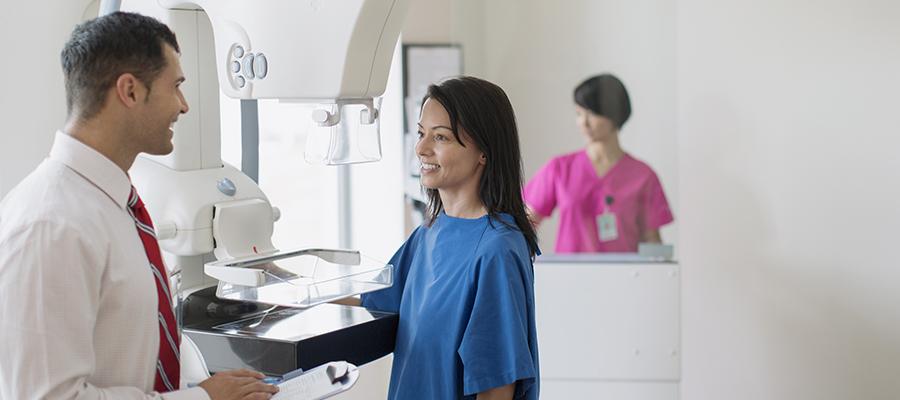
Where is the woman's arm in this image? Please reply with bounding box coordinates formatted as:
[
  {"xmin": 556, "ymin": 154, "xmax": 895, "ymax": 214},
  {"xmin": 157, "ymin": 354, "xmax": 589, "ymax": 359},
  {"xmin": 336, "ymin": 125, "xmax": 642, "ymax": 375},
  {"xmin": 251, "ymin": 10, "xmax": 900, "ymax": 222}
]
[
  {"xmin": 641, "ymin": 228, "xmax": 662, "ymax": 244},
  {"xmin": 332, "ymin": 296, "xmax": 361, "ymax": 306},
  {"xmin": 477, "ymin": 384, "xmax": 514, "ymax": 400}
]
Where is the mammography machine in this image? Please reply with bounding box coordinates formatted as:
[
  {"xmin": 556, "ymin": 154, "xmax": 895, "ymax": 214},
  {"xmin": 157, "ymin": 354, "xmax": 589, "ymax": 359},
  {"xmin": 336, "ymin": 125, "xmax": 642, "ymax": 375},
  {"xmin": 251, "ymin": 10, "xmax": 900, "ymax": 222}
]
[{"xmin": 99, "ymin": 0, "xmax": 411, "ymax": 387}]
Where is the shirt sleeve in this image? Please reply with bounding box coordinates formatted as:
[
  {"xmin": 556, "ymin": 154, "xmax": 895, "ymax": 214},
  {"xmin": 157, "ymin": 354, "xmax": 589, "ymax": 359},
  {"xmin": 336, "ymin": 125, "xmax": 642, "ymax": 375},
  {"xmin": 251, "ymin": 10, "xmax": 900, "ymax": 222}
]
[
  {"xmin": 0, "ymin": 220, "xmax": 209, "ymax": 400},
  {"xmin": 640, "ymin": 171, "xmax": 675, "ymax": 230},
  {"xmin": 361, "ymin": 227, "xmax": 421, "ymax": 313},
  {"xmin": 523, "ymin": 158, "xmax": 559, "ymax": 217},
  {"xmin": 458, "ymin": 249, "xmax": 537, "ymax": 397}
]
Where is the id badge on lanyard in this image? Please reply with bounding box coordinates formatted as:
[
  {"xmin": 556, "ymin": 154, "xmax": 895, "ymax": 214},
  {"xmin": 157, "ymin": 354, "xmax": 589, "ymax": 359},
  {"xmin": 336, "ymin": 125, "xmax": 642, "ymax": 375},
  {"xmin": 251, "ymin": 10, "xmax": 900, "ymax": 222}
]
[{"xmin": 597, "ymin": 195, "xmax": 618, "ymax": 242}]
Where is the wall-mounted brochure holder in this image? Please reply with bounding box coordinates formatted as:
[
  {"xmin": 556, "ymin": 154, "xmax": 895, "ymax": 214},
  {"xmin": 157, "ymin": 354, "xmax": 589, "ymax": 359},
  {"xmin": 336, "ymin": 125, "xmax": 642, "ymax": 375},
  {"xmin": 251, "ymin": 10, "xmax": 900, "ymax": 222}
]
[
  {"xmin": 205, "ymin": 248, "xmax": 392, "ymax": 308},
  {"xmin": 305, "ymin": 98, "xmax": 383, "ymax": 165}
]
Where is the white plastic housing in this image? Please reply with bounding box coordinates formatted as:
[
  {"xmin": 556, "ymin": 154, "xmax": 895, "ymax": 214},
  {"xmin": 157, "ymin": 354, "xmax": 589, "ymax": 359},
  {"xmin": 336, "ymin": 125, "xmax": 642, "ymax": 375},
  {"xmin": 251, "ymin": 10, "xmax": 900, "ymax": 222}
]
[
  {"xmin": 115, "ymin": 6, "xmax": 222, "ymax": 172},
  {"xmin": 128, "ymin": 0, "xmax": 411, "ymax": 101},
  {"xmin": 129, "ymin": 156, "xmax": 273, "ymax": 257},
  {"xmin": 212, "ymin": 198, "xmax": 277, "ymax": 260}
]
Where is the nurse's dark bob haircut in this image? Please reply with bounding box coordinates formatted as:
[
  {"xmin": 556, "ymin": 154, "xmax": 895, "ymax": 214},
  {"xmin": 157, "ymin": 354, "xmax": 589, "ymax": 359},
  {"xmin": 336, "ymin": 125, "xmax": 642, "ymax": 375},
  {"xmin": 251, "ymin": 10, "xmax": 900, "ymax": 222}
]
[
  {"xmin": 574, "ymin": 73, "xmax": 632, "ymax": 129},
  {"xmin": 421, "ymin": 76, "xmax": 539, "ymax": 258}
]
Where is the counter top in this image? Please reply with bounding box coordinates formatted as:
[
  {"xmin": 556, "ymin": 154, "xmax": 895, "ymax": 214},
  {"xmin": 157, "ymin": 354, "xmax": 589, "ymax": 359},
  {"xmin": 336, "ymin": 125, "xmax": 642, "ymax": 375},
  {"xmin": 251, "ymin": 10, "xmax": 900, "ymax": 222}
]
[{"xmin": 535, "ymin": 252, "xmax": 676, "ymax": 264}]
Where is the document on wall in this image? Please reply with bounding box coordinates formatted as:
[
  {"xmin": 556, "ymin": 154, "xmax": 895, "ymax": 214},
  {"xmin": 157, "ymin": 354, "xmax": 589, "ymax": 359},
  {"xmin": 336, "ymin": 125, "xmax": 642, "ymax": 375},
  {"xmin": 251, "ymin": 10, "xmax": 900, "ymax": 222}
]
[{"xmin": 271, "ymin": 361, "xmax": 359, "ymax": 400}]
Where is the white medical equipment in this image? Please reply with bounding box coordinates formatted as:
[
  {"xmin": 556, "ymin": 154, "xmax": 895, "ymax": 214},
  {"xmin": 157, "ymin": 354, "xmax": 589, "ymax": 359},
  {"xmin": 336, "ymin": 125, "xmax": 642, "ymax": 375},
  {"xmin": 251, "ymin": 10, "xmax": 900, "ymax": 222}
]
[
  {"xmin": 101, "ymin": 0, "xmax": 410, "ymax": 387},
  {"xmin": 117, "ymin": 0, "xmax": 408, "ymax": 289}
]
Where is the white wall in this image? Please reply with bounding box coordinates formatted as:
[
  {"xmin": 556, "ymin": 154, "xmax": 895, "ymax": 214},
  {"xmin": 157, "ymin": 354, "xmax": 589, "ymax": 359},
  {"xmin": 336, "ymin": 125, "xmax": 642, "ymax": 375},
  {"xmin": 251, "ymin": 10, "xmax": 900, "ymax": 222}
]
[
  {"xmin": 0, "ymin": 0, "xmax": 96, "ymax": 196},
  {"xmin": 404, "ymin": 0, "xmax": 679, "ymax": 252},
  {"xmin": 402, "ymin": 0, "xmax": 486, "ymax": 74},
  {"xmin": 678, "ymin": 1, "xmax": 900, "ymax": 399}
]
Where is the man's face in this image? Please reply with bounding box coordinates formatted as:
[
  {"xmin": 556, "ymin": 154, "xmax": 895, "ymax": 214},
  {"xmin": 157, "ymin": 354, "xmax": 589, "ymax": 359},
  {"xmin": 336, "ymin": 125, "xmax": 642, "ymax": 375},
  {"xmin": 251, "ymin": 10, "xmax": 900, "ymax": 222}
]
[{"xmin": 135, "ymin": 44, "xmax": 189, "ymax": 156}]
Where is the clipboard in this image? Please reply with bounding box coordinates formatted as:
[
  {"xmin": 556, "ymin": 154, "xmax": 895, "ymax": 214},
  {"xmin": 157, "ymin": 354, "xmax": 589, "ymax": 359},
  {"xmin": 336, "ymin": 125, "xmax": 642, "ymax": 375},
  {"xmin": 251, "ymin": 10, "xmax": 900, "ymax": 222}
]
[{"xmin": 271, "ymin": 361, "xmax": 360, "ymax": 400}]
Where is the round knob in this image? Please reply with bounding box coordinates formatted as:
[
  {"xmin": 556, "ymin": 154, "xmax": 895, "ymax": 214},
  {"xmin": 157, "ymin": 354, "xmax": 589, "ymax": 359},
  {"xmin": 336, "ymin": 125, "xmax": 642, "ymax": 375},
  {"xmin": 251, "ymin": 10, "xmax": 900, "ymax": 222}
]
[
  {"xmin": 232, "ymin": 45, "xmax": 244, "ymax": 58},
  {"xmin": 243, "ymin": 54, "xmax": 255, "ymax": 80},
  {"xmin": 156, "ymin": 221, "xmax": 177, "ymax": 240},
  {"xmin": 253, "ymin": 53, "xmax": 268, "ymax": 79},
  {"xmin": 311, "ymin": 109, "xmax": 333, "ymax": 124},
  {"xmin": 217, "ymin": 178, "xmax": 237, "ymax": 196},
  {"xmin": 272, "ymin": 206, "xmax": 281, "ymax": 222}
]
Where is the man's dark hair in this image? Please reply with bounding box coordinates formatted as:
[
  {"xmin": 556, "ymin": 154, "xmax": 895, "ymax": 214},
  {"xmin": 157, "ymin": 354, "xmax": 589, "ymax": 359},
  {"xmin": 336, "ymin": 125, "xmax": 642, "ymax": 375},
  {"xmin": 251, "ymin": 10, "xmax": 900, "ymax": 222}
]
[
  {"xmin": 61, "ymin": 11, "xmax": 179, "ymax": 120},
  {"xmin": 574, "ymin": 73, "xmax": 632, "ymax": 129},
  {"xmin": 421, "ymin": 76, "xmax": 540, "ymax": 258}
]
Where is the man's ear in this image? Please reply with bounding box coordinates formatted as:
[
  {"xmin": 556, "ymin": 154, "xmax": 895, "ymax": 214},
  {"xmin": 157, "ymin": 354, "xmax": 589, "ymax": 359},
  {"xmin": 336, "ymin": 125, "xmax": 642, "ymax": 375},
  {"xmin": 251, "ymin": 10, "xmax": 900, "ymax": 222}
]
[{"xmin": 114, "ymin": 73, "xmax": 144, "ymax": 108}]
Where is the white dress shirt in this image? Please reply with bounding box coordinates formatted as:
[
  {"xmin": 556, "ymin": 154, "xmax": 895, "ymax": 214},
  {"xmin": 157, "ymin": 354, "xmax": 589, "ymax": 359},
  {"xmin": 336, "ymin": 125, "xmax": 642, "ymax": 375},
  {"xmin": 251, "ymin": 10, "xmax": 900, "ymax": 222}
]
[{"xmin": 0, "ymin": 132, "xmax": 209, "ymax": 400}]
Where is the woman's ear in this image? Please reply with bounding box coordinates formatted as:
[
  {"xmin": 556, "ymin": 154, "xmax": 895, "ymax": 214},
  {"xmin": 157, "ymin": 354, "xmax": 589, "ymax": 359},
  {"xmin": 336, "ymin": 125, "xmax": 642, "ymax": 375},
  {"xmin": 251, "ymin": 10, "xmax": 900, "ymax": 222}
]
[{"xmin": 479, "ymin": 153, "xmax": 487, "ymax": 165}]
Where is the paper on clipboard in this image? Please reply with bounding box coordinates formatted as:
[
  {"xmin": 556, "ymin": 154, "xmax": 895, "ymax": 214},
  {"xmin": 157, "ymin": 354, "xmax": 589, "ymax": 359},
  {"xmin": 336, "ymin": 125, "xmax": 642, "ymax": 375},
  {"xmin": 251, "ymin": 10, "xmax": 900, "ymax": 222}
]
[{"xmin": 271, "ymin": 361, "xmax": 359, "ymax": 400}]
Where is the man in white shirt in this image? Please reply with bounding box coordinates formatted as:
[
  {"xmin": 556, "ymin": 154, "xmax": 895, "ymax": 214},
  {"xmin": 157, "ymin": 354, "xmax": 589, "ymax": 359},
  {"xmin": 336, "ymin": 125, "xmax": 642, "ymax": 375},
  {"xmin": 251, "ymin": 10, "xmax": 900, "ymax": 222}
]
[{"xmin": 0, "ymin": 12, "xmax": 279, "ymax": 400}]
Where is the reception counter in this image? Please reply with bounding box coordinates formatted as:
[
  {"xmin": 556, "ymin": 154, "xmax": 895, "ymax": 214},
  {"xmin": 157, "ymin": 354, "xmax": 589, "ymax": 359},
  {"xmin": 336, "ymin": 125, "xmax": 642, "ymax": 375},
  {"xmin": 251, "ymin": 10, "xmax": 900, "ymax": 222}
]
[{"xmin": 534, "ymin": 253, "xmax": 680, "ymax": 399}]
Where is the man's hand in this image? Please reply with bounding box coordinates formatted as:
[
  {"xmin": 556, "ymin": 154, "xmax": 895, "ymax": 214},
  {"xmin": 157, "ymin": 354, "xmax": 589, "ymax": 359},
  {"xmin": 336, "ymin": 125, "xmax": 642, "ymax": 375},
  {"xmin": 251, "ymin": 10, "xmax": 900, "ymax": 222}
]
[{"xmin": 199, "ymin": 369, "xmax": 280, "ymax": 400}]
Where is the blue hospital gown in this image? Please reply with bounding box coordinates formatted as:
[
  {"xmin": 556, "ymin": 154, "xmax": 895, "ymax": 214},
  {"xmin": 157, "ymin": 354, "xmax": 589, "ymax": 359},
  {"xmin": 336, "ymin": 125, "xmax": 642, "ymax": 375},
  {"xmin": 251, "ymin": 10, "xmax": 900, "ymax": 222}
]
[{"xmin": 362, "ymin": 212, "xmax": 540, "ymax": 400}]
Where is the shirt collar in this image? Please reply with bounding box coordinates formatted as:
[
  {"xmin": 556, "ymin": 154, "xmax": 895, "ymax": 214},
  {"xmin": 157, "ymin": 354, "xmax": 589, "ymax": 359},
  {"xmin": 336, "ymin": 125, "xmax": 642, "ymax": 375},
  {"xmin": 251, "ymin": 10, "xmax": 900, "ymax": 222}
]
[{"xmin": 49, "ymin": 131, "xmax": 132, "ymax": 210}]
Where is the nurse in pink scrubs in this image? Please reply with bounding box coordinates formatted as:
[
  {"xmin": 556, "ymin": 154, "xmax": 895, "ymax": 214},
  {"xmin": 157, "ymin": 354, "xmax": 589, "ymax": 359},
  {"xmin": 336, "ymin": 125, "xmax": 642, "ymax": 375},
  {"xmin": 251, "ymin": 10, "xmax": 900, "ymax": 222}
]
[{"xmin": 524, "ymin": 74, "xmax": 674, "ymax": 253}]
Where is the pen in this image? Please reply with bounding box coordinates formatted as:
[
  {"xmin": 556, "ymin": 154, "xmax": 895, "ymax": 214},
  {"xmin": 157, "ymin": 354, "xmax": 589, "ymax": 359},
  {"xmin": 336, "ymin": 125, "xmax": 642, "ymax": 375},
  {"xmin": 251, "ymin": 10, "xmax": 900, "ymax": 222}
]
[
  {"xmin": 186, "ymin": 373, "xmax": 289, "ymax": 388},
  {"xmin": 281, "ymin": 367, "xmax": 305, "ymax": 381}
]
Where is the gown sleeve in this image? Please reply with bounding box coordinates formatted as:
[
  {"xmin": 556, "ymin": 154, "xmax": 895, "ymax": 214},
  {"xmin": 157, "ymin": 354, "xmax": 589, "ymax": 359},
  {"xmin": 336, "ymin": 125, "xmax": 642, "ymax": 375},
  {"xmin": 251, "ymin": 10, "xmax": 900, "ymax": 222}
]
[
  {"xmin": 640, "ymin": 171, "xmax": 675, "ymax": 230},
  {"xmin": 360, "ymin": 226, "xmax": 421, "ymax": 313},
  {"xmin": 522, "ymin": 158, "xmax": 559, "ymax": 218},
  {"xmin": 457, "ymin": 247, "xmax": 537, "ymax": 398}
]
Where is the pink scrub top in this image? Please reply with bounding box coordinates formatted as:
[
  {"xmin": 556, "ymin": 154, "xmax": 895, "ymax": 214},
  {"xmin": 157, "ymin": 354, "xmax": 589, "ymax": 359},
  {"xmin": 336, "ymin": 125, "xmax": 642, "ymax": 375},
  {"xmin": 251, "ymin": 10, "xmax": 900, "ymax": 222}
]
[{"xmin": 524, "ymin": 150, "xmax": 674, "ymax": 253}]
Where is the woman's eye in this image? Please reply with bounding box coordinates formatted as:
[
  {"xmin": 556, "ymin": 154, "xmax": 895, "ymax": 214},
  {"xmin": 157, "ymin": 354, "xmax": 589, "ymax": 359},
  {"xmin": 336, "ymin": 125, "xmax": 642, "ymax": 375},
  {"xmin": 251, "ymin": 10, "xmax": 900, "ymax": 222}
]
[
  {"xmin": 416, "ymin": 131, "xmax": 424, "ymax": 139},
  {"xmin": 435, "ymin": 134, "xmax": 446, "ymax": 142}
]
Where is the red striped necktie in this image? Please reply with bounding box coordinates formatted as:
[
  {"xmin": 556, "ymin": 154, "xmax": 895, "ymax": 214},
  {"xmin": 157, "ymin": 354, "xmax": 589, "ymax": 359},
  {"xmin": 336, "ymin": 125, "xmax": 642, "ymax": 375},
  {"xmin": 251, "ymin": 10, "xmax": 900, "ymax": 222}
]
[{"xmin": 127, "ymin": 186, "xmax": 180, "ymax": 392}]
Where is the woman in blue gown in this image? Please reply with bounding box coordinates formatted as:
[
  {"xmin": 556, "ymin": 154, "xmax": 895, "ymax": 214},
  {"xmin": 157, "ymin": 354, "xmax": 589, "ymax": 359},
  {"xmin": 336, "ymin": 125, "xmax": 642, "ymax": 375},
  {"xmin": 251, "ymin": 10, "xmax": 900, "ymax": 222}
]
[{"xmin": 361, "ymin": 76, "xmax": 541, "ymax": 400}]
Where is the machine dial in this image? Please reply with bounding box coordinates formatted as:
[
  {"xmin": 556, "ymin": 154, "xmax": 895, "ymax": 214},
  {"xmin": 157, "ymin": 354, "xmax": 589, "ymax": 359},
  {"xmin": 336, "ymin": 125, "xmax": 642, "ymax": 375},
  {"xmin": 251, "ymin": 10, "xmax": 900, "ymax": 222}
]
[
  {"xmin": 243, "ymin": 54, "xmax": 255, "ymax": 80},
  {"xmin": 217, "ymin": 178, "xmax": 237, "ymax": 196},
  {"xmin": 254, "ymin": 54, "xmax": 268, "ymax": 79},
  {"xmin": 232, "ymin": 45, "xmax": 244, "ymax": 58},
  {"xmin": 228, "ymin": 43, "xmax": 265, "ymax": 90}
]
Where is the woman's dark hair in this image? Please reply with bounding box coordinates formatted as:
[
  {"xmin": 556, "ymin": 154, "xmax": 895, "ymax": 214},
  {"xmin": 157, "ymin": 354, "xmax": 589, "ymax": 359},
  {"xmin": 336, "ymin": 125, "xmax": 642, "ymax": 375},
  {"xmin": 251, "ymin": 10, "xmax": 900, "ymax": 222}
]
[
  {"xmin": 421, "ymin": 76, "xmax": 539, "ymax": 258},
  {"xmin": 61, "ymin": 12, "xmax": 180, "ymax": 120},
  {"xmin": 573, "ymin": 74, "xmax": 632, "ymax": 129}
]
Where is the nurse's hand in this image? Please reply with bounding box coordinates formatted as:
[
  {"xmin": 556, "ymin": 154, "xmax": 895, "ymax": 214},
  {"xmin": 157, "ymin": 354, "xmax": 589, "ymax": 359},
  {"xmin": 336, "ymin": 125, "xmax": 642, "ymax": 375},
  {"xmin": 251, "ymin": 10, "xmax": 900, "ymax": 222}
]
[
  {"xmin": 199, "ymin": 369, "xmax": 280, "ymax": 400},
  {"xmin": 525, "ymin": 206, "xmax": 543, "ymax": 227},
  {"xmin": 641, "ymin": 228, "xmax": 662, "ymax": 243}
]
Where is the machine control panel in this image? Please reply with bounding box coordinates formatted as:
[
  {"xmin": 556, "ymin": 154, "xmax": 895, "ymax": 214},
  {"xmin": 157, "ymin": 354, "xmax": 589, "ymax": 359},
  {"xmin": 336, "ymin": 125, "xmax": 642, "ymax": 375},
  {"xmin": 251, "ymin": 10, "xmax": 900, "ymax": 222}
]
[{"xmin": 229, "ymin": 44, "xmax": 268, "ymax": 90}]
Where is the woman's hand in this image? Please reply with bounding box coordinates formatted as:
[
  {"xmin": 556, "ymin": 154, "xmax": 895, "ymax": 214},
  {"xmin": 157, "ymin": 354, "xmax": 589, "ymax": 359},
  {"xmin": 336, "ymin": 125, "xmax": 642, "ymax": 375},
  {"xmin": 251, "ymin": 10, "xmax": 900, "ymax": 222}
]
[{"xmin": 477, "ymin": 383, "xmax": 514, "ymax": 400}]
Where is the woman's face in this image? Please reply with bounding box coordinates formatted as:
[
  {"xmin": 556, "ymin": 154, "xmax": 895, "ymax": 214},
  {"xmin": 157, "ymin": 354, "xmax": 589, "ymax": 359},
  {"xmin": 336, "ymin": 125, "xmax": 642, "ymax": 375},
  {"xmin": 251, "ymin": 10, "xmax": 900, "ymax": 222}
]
[
  {"xmin": 415, "ymin": 98, "xmax": 486, "ymax": 193},
  {"xmin": 575, "ymin": 105, "xmax": 618, "ymax": 142}
]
